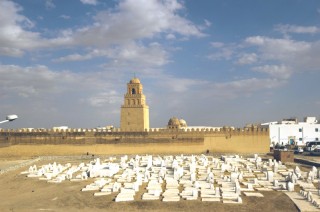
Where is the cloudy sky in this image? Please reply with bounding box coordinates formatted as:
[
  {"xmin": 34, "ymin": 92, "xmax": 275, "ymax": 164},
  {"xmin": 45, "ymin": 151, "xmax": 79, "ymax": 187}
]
[{"xmin": 1, "ymin": 0, "xmax": 320, "ymax": 129}]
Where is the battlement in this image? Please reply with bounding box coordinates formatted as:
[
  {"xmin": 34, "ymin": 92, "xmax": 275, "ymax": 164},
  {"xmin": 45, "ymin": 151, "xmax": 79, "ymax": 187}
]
[
  {"xmin": 0, "ymin": 126, "xmax": 268, "ymax": 134},
  {"xmin": 0, "ymin": 126, "xmax": 269, "ymax": 154}
]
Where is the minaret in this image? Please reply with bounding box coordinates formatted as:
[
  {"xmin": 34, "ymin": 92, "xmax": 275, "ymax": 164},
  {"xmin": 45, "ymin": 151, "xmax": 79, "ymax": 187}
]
[{"xmin": 120, "ymin": 77, "xmax": 149, "ymax": 131}]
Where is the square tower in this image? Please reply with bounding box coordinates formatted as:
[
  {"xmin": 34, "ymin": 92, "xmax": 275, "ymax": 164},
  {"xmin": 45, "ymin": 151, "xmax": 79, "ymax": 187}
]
[{"xmin": 120, "ymin": 77, "xmax": 149, "ymax": 131}]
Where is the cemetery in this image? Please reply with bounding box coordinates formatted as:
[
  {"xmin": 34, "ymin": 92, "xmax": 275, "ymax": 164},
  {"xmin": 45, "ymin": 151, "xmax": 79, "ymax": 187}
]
[{"xmin": 14, "ymin": 153, "xmax": 320, "ymax": 211}]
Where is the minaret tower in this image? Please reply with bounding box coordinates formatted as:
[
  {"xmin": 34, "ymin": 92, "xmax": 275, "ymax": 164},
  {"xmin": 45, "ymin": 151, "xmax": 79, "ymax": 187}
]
[{"xmin": 120, "ymin": 77, "xmax": 149, "ymax": 131}]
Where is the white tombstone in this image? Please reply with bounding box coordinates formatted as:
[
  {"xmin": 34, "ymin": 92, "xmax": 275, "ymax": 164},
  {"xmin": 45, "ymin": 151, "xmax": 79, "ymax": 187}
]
[
  {"xmin": 66, "ymin": 172, "xmax": 73, "ymax": 180},
  {"xmin": 113, "ymin": 182, "xmax": 121, "ymax": 192},
  {"xmin": 235, "ymin": 182, "xmax": 241, "ymax": 195},
  {"xmin": 192, "ymin": 189, "xmax": 198, "ymax": 198},
  {"xmin": 307, "ymin": 191, "xmax": 313, "ymax": 202},
  {"xmin": 294, "ymin": 166, "xmax": 302, "ymax": 179},
  {"xmin": 81, "ymin": 171, "xmax": 88, "ymax": 180},
  {"xmin": 267, "ymin": 171, "xmax": 274, "ymax": 182},
  {"xmin": 194, "ymin": 181, "xmax": 200, "ymax": 189},
  {"xmin": 133, "ymin": 182, "xmax": 139, "ymax": 192},
  {"xmin": 191, "ymin": 173, "xmax": 196, "ymax": 182},
  {"xmin": 207, "ymin": 172, "xmax": 214, "ymax": 183},
  {"xmin": 238, "ymin": 172, "xmax": 243, "ymax": 182},
  {"xmin": 312, "ymin": 166, "xmax": 317, "ymax": 176},
  {"xmin": 95, "ymin": 158, "xmax": 101, "ymax": 166},
  {"xmin": 287, "ymin": 182, "xmax": 294, "ymax": 192},
  {"xmin": 291, "ymin": 173, "xmax": 298, "ymax": 184},
  {"xmin": 308, "ymin": 171, "xmax": 315, "ymax": 182},
  {"xmin": 273, "ymin": 162, "xmax": 278, "ymax": 173},
  {"xmin": 216, "ymin": 187, "xmax": 220, "ymax": 196},
  {"xmin": 210, "ymin": 183, "xmax": 214, "ymax": 189},
  {"xmin": 159, "ymin": 177, "xmax": 163, "ymax": 184},
  {"xmin": 207, "ymin": 167, "xmax": 211, "ymax": 174},
  {"xmin": 238, "ymin": 196, "xmax": 243, "ymax": 203},
  {"xmin": 230, "ymin": 172, "xmax": 238, "ymax": 183},
  {"xmin": 29, "ymin": 166, "xmax": 34, "ymax": 173},
  {"xmin": 172, "ymin": 160, "xmax": 178, "ymax": 169},
  {"xmin": 154, "ymin": 190, "xmax": 161, "ymax": 197}
]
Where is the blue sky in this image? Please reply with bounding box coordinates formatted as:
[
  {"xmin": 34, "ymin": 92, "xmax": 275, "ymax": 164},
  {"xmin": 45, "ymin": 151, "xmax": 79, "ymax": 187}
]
[{"xmin": 1, "ymin": 0, "xmax": 320, "ymax": 129}]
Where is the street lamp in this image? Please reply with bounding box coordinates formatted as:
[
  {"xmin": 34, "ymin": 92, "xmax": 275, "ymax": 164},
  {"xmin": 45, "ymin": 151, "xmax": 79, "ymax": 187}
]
[{"xmin": 0, "ymin": 114, "xmax": 18, "ymax": 124}]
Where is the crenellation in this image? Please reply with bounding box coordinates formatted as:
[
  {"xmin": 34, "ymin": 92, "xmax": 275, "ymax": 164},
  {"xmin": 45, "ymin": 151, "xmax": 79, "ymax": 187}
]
[{"xmin": 0, "ymin": 126, "xmax": 269, "ymax": 153}]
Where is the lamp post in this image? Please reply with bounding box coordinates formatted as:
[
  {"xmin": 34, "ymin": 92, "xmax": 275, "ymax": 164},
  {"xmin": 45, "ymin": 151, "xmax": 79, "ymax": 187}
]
[{"xmin": 0, "ymin": 114, "xmax": 18, "ymax": 124}]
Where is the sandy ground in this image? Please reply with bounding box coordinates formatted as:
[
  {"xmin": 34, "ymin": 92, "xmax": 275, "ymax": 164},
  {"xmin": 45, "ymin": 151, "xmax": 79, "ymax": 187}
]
[{"xmin": 0, "ymin": 156, "xmax": 300, "ymax": 212}]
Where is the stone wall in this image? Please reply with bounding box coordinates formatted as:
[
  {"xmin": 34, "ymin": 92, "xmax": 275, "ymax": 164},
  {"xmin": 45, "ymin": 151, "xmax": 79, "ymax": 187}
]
[{"xmin": 0, "ymin": 127, "xmax": 269, "ymax": 155}]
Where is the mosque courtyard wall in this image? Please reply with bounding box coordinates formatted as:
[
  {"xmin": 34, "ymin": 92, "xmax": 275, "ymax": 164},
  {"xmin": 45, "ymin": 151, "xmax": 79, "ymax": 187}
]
[{"xmin": 0, "ymin": 128, "xmax": 269, "ymax": 156}]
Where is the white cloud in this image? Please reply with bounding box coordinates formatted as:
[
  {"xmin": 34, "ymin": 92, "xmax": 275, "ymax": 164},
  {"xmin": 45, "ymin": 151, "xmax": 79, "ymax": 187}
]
[
  {"xmin": 53, "ymin": 49, "xmax": 111, "ymax": 62},
  {"xmin": 236, "ymin": 53, "xmax": 257, "ymax": 65},
  {"xmin": 0, "ymin": 47, "xmax": 24, "ymax": 57},
  {"xmin": 252, "ymin": 65, "xmax": 292, "ymax": 80},
  {"xmin": 208, "ymin": 42, "xmax": 238, "ymax": 61},
  {"xmin": 245, "ymin": 36, "xmax": 310, "ymax": 60},
  {"xmin": 55, "ymin": 42, "xmax": 169, "ymax": 67},
  {"xmin": 245, "ymin": 36, "xmax": 266, "ymax": 45},
  {"xmin": 54, "ymin": 53, "xmax": 93, "ymax": 62},
  {"xmin": 86, "ymin": 91, "xmax": 121, "ymax": 107},
  {"xmin": 45, "ymin": 0, "xmax": 56, "ymax": 9},
  {"xmin": 80, "ymin": 0, "xmax": 98, "ymax": 5},
  {"xmin": 166, "ymin": 33, "xmax": 176, "ymax": 40},
  {"xmin": 204, "ymin": 19, "xmax": 211, "ymax": 27},
  {"xmin": 71, "ymin": 0, "xmax": 204, "ymax": 46},
  {"xmin": 60, "ymin": 15, "xmax": 71, "ymax": 20},
  {"xmin": 275, "ymin": 24, "xmax": 319, "ymax": 35},
  {"xmin": 207, "ymin": 48, "xmax": 234, "ymax": 60},
  {"xmin": 158, "ymin": 76, "xmax": 204, "ymax": 93},
  {"xmin": 0, "ymin": 64, "xmax": 125, "ymax": 127},
  {"xmin": 211, "ymin": 78, "xmax": 285, "ymax": 99},
  {"xmin": 116, "ymin": 42, "xmax": 169, "ymax": 66},
  {"xmin": 210, "ymin": 42, "xmax": 224, "ymax": 48},
  {"xmin": 0, "ymin": 65, "xmax": 73, "ymax": 97},
  {"xmin": 245, "ymin": 36, "xmax": 320, "ymax": 72},
  {"xmin": 0, "ymin": 0, "xmax": 51, "ymax": 56},
  {"xmin": 0, "ymin": 0, "xmax": 204, "ymax": 67}
]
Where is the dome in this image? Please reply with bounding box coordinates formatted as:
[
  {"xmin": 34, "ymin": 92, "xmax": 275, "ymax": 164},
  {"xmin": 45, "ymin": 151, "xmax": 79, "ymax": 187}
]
[
  {"xmin": 130, "ymin": 77, "xmax": 141, "ymax": 84},
  {"xmin": 168, "ymin": 117, "xmax": 180, "ymax": 127},
  {"xmin": 179, "ymin": 119, "xmax": 187, "ymax": 127}
]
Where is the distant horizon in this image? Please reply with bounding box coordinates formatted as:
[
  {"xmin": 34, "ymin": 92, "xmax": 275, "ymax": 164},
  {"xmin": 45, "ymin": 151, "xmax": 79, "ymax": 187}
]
[
  {"xmin": 1, "ymin": 113, "xmax": 319, "ymax": 130},
  {"xmin": 1, "ymin": 0, "xmax": 320, "ymax": 129}
]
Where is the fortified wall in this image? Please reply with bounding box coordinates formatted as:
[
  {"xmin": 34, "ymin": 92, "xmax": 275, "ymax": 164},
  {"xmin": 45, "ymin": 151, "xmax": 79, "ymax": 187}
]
[{"xmin": 0, "ymin": 127, "xmax": 269, "ymax": 155}]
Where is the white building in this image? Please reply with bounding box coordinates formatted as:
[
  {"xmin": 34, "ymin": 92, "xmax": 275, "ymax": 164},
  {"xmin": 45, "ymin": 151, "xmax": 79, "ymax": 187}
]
[{"xmin": 265, "ymin": 117, "xmax": 320, "ymax": 147}]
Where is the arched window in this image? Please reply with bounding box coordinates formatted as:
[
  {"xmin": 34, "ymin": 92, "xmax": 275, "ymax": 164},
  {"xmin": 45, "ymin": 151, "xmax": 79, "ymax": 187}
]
[
  {"xmin": 131, "ymin": 88, "xmax": 136, "ymax": 94},
  {"xmin": 127, "ymin": 99, "xmax": 130, "ymax": 105}
]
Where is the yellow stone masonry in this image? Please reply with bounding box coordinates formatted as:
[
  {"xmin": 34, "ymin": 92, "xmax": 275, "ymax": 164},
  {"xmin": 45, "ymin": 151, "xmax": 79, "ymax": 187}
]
[{"xmin": 120, "ymin": 77, "xmax": 149, "ymax": 131}]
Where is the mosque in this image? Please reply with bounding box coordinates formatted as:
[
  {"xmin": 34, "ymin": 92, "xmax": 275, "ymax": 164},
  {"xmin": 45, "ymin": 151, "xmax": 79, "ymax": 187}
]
[
  {"xmin": 0, "ymin": 77, "xmax": 270, "ymax": 154},
  {"xmin": 120, "ymin": 77, "xmax": 220, "ymax": 132}
]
